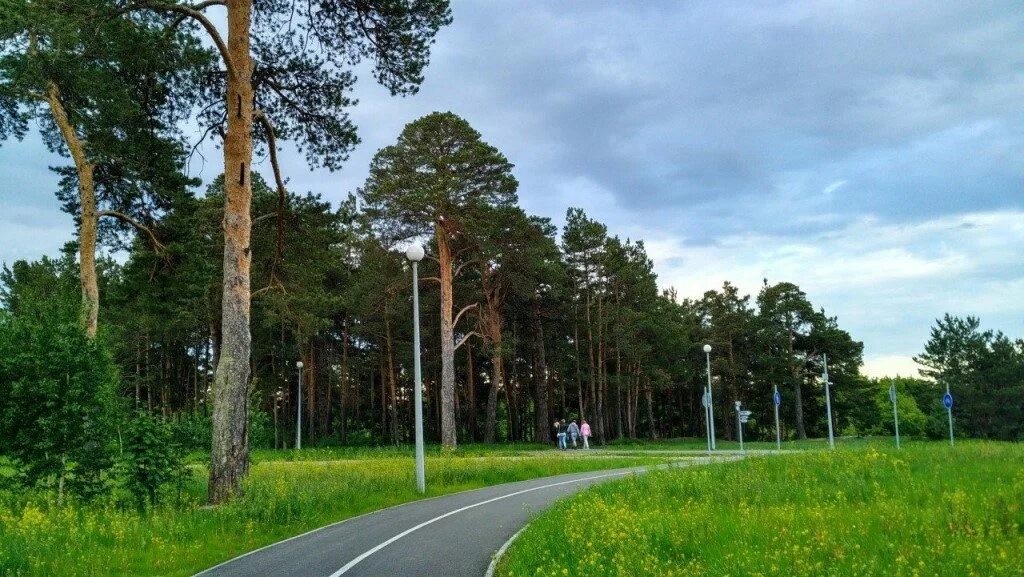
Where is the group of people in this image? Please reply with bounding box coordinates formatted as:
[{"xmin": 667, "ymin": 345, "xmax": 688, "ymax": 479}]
[{"xmin": 553, "ymin": 418, "xmax": 591, "ymax": 449}]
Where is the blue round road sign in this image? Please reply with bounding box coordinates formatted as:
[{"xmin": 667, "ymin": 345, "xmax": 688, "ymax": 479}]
[
  {"xmin": 943, "ymin": 392, "xmax": 953, "ymax": 409},
  {"xmin": 773, "ymin": 391, "xmax": 781, "ymax": 406}
]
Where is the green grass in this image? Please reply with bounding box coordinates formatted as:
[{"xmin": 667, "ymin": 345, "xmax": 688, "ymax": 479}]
[
  {"xmin": 0, "ymin": 446, "xmax": 670, "ymax": 576},
  {"xmin": 497, "ymin": 441, "xmax": 1024, "ymax": 577}
]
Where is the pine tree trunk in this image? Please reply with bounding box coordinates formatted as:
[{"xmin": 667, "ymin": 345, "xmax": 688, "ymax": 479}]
[
  {"xmin": 339, "ymin": 318, "xmax": 349, "ymax": 443},
  {"xmin": 45, "ymin": 82, "xmax": 99, "ymax": 338},
  {"xmin": 531, "ymin": 295, "xmax": 549, "ymax": 442},
  {"xmin": 794, "ymin": 379, "xmax": 806, "ymax": 440},
  {"xmin": 585, "ymin": 272, "xmax": 596, "ymax": 424},
  {"xmin": 645, "ymin": 383, "xmax": 657, "ymax": 440},
  {"xmin": 385, "ymin": 314, "xmax": 399, "ymax": 445},
  {"xmin": 466, "ymin": 342, "xmax": 476, "ymax": 441},
  {"xmin": 484, "ymin": 354, "xmax": 502, "ymax": 443},
  {"xmin": 596, "ymin": 294, "xmax": 605, "ymax": 444},
  {"xmin": 483, "ymin": 300, "xmax": 502, "ymax": 444},
  {"xmin": 789, "ymin": 327, "xmax": 807, "ymax": 440},
  {"xmin": 209, "ymin": 0, "xmax": 254, "ymax": 504},
  {"xmin": 435, "ymin": 225, "xmax": 457, "ymax": 448}
]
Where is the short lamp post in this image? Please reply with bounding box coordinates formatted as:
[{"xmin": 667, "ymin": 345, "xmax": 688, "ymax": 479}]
[
  {"xmin": 406, "ymin": 244, "xmax": 426, "ymax": 494},
  {"xmin": 296, "ymin": 360, "xmax": 304, "ymax": 450}
]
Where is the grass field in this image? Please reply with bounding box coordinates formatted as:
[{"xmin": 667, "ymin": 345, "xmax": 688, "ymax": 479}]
[
  {"xmin": 0, "ymin": 445, "xmax": 671, "ymax": 577},
  {"xmin": 497, "ymin": 441, "xmax": 1024, "ymax": 577}
]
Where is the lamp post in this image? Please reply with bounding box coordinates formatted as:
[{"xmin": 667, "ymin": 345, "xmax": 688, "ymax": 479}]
[
  {"xmin": 296, "ymin": 360, "xmax": 304, "ymax": 450},
  {"xmin": 822, "ymin": 354, "xmax": 834, "ymax": 450},
  {"xmin": 406, "ymin": 244, "xmax": 426, "ymax": 494},
  {"xmin": 703, "ymin": 344, "xmax": 715, "ymax": 451}
]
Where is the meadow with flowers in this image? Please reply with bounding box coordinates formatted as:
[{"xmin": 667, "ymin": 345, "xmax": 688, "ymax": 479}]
[
  {"xmin": 497, "ymin": 442, "xmax": 1024, "ymax": 577},
  {"xmin": 0, "ymin": 446, "xmax": 671, "ymax": 576}
]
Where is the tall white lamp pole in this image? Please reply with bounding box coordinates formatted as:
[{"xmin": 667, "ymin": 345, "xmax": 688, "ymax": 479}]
[
  {"xmin": 407, "ymin": 244, "xmax": 426, "ymax": 494},
  {"xmin": 704, "ymin": 344, "xmax": 715, "ymax": 451},
  {"xmin": 296, "ymin": 360, "xmax": 304, "ymax": 450},
  {"xmin": 822, "ymin": 354, "xmax": 834, "ymax": 450}
]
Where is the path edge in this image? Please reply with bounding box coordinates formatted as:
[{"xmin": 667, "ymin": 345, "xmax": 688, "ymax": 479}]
[{"xmin": 484, "ymin": 524, "xmax": 528, "ymax": 577}]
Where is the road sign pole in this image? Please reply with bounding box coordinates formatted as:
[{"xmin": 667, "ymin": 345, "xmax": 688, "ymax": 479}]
[
  {"xmin": 945, "ymin": 384, "xmax": 954, "ymax": 447},
  {"xmin": 823, "ymin": 354, "xmax": 834, "ymax": 450},
  {"xmin": 773, "ymin": 385, "xmax": 781, "ymax": 451},
  {"xmin": 890, "ymin": 383, "xmax": 901, "ymax": 449}
]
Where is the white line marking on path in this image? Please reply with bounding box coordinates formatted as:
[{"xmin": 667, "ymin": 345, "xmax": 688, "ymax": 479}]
[{"xmin": 327, "ymin": 470, "xmax": 634, "ymax": 577}]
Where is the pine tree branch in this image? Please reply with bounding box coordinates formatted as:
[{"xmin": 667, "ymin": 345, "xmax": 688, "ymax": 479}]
[
  {"xmin": 138, "ymin": 2, "xmax": 236, "ymax": 80},
  {"xmin": 97, "ymin": 210, "xmax": 166, "ymax": 252},
  {"xmin": 455, "ymin": 331, "xmax": 480, "ymax": 351},
  {"xmin": 255, "ymin": 109, "xmax": 287, "ymax": 275},
  {"xmin": 454, "ymin": 302, "xmax": 478, "ymax": 329},
  {"xmin": 453, "ymin": 258, "xmax": 476, "ymax": 277}
]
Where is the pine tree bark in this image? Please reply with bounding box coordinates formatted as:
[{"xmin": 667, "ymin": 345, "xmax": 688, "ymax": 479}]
[
  {"xmin": 385, "ymin": 313, "xmax": 399, "ymax": 445},
  {"xmin": 482, "ymin": 275, "xmax": 502, "ymax": 444},
  {"xmin": 45, "ymin": 82, "xmax": 99, "ymax": 338},
  {"xmin": 790, "ymin": 327, "xmax": 807, "ymax": 439},
  {"xmin": 644, "ymin": 383, "xmax": 657, "ymax": 440},
  {"xmin": 531, "ymin": 295, "xmax": 549, "ymax": 443},
  {"xmin": 466, "ymin": 342, "xmax": 476, "ymax": 441},
  {"xmin": 435, "ymin": 224, "xmax": 457, "ymax": 448},
  {"xmin": 209, "ymin": 0, "xmax": 254, "ymax": 504}
]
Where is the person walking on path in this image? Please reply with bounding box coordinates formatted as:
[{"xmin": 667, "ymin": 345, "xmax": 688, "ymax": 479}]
[
  {"xmin": 580, "ymin": 420, "xmax": 591, "ymax": 449},
  {"xmin": 567, "ymin": 420, "xmax": 580, "ymax": 449},
  {"xmin": 556, "ymin": 420, "xmax": 568, "ymax": 450}
]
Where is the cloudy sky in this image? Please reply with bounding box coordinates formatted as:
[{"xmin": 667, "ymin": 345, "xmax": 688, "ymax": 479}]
[{"xmin": 2, "ymin": 1, "xmax": 1022, "ymax": 377}]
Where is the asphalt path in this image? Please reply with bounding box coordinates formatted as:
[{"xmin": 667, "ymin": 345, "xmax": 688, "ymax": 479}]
[{"xmin": 196, "ymin": 454, "xmax": 743, "ymax": 577}]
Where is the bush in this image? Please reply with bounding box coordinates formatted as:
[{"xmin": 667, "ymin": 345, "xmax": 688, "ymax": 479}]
[
  {"xmin": 0, "ymin": 312, "xmax": 120, "ymax": 499},
  {"xmin": 118, "ymin": 411, "xmax": 187, "ymax": 507}
]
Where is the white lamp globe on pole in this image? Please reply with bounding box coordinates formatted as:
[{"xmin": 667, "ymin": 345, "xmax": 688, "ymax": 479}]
[
  {"xmin": 406, "ymin": 244, "xmax": 425, "ymax": 262},
  {"xmin": 296, "ymin": 360, "xmax": 304, "ymax": 450},
  {"xmin": 407, "ymin": 244, "xmax": 426, "ymax": 493}
]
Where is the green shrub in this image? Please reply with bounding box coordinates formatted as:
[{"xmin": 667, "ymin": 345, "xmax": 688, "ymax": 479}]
[
  {"xmin": 117, "ymin": 411, "xmax": 187, "ymax": 508},
  {"xmin": 0, "ymin": 312, "xmax": 119, "ymax": 499}
]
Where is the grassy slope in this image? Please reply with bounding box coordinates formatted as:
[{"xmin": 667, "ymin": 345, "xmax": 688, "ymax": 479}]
[
  {"xmin": 498, "ymin": 441, "xmax": 1024, "ymax": 577},
  {"xmin": 0, "ymin": 446, "xmax": 670, "ymax": 577}
]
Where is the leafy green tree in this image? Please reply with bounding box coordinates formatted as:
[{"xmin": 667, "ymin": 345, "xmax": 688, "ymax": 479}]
[
  {"xmin": 0, "ymin": 259, "xmax": 119, "ymax": 499},
  {"xmin": 119, "ymin": 410, "xmax": 186, "ymax": 508},
  {"xmin": 362, "ymin": 112, "xmax": 518, "ymax": 449}
]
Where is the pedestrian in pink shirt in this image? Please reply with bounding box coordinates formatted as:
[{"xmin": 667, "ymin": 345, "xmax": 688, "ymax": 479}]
[{"xmin": 580, "ymin": 420, "xmax": 592, "ymax": 449}]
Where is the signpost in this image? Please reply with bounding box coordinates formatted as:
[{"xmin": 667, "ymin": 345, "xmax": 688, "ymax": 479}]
[
  {"xmin": 889, "ymin": 383, "xmax": 901, "ymax": 449},
  {"xmin": 773, "ymin": 385, "xmax": 781, "ymax": 451},
  {"xmin": 943, "ymin": 386, "xmax": 954, "ymax": 447},
  {"xmin": 822, "ymin": 354, "xmax": 835, "ymax": 450},
  {"xmin": 735, "ymin": 401, "xmax": 750, "ymax": 454}
]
